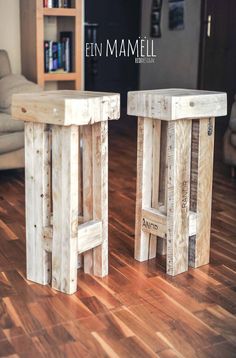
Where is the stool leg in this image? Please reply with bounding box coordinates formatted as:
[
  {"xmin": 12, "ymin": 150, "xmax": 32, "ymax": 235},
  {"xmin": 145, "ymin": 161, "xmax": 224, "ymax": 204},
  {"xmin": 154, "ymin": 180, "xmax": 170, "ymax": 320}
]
[
  {"xmin": 135, "ymin": 117, "xmax": 153, "ymax": 261},
  {"xmin": 149, "ymin": 119, "xmax": 161, "ymax": 259},
  {"xmin": 82, "ymin": 125, "xmax": 94, "ymax": 274},
  {"xmin": 92, "ymin": 121, "xmax": 108, "ymax": 277},
  {"xmin": 157, "ymin": 121, "xmax": 168, "ymax": 256},
  {"xmin": 189, "ymin": 118, "xmax": 215, "ymax": 268},
  {"xmin": 25, "ymin": 122, "xmax": 51, "ymax": 285},
  {"xmin": 52, "ymin": 125, "xmax": 79, "ymax": 294},
  {"xmin": 167, "ymin": 120, "xmax": 192, "ymax": 276}
]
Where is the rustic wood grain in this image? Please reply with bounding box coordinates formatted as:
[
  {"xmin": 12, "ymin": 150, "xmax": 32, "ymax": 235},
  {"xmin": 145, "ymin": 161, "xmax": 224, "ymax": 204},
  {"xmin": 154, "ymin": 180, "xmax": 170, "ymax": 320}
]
[
  {"xmin": 135, "ymin": 117, "xmax": 153, "ymax": 261},
  {"xmin": 24, "ymin": 122, "xmax": 51, "ymax": 285},
  {"xmin": 51, "ymin": 125, "xmax": 79, "ymax": 294},
  {"xmin": 166, "ymin": 120, "xmax": 192, "ymax": 275},
  {"xmin": 128, "ymin": 89, "xmax": 227, "ymax": 120},
  {"xmin": 12, "ymin": 91, "xmax": 120, "ymax": 126}
]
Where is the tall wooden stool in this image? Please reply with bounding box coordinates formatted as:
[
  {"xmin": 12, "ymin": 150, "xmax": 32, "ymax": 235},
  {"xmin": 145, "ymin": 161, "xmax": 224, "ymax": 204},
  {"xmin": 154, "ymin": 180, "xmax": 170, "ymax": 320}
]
[
  {"xmin": 12, "ymin": 91, "xmax": 120, "ymax": 294},
  {"xmin": 128, "ymin": 89, "xmax": 227, "ymax": 276}
]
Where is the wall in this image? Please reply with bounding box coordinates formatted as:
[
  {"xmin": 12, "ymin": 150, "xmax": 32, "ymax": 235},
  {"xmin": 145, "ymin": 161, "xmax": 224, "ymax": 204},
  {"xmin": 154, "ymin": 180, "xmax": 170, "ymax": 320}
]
[
  {"xmin": 140, "ymin": 0, "xmax": 201, "ymax": 90},
  {"xmin": 0, "ymin": 0, "xmax": 21, "ymax": 74}
]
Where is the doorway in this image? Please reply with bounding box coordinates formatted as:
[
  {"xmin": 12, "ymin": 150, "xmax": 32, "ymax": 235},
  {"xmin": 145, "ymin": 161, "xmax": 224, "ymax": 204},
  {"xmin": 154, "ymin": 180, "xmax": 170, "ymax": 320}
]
[
  {"xmin": 84, "ymin": 0, "xmax": 141, "ymax": 108},
  {"xmin": 198, "ymin": 0, "xmax": 236, "ymax": 115}
]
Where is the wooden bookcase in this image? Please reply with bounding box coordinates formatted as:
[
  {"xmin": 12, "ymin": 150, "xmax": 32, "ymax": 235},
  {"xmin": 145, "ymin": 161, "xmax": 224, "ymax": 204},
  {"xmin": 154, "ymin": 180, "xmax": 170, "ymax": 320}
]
[{"xmin": 20, "ymin": 0, "xmax": 83, "ymax": 90}]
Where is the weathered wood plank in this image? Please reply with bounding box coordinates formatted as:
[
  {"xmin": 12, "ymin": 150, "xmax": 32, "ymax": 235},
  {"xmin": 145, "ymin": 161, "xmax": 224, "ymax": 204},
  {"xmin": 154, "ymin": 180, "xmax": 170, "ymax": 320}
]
[
  {"xmin": 77, "ymin": 220, "xmax": 103, "ymax": 254},
  {"xmin": 43, "ymin": 220, "xmax": 103, "ymax": 255},
  {"xmin": 135, "ymin": 118, "xmax": 153, "ymax": 261},
  {"xmin": 167, "ymin": 119, "xmax": 192, "ymax": 275},
  {"xmin": 24, "ymin": 122, "xmax": 51, "ymax": 285},
  {"xmin": 128, "ymin": 89, "xmax": 227, "ymax": 120},
  {"xmin": 189, "ymin": 118, "xmax": 215, "ymax": 268},
  {"xmin": 142, "ymin": 208, "xmax": 167, "ymax": 239},
  {"xmin": 12, "ymin": 91, "xmax": 120, "ymax": 126},
  {"xmin": 51, "ymin": 125, "xmax": 79, "ymax": 294},
  {"xmin": 157, "ymin": 121, "xmax": 168, "ymax": 255},
  {"xmin": 149, "ymin": 119, "xmax": 161, "ymax": 259},
  {"xmin": 92, "ymin": 121, "xmax": 109, "ymax": 276},
  {"xmin": 82, "ymin": 125, "xmax": 94, "ymax": 274}
]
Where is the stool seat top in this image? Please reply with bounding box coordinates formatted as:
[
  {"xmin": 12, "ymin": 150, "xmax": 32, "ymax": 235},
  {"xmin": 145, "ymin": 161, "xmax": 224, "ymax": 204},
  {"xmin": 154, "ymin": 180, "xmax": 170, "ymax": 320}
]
[
  {"xmin": 128, "ymin": 88, "xmax": 227, "ymax": 121},
  {"xmin": 12, "ymin": 90, "xmax": 120, "ymax": 126}
]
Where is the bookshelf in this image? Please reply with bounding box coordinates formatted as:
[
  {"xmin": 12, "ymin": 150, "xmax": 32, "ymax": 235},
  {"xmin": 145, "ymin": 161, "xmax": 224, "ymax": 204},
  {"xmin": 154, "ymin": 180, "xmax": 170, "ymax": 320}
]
[{"xmin": 20, "ymin": 0, "xmax": 83, "ymax": 90}]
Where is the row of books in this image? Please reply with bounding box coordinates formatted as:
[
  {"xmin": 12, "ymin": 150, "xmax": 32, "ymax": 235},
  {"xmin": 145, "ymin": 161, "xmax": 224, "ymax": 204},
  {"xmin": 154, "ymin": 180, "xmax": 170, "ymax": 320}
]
[
  {"xmin": 43, "ymin": 0, "xmax": 71, "ymax": 8},
  {"xmin": 44, "ymin": 32, "xmax": 72, "ymax": 73}
]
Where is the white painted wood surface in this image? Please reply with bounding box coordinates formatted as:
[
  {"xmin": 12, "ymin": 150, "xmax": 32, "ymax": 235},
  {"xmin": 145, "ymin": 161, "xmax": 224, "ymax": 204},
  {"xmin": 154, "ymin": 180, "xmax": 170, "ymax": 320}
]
[
  {"xmin": 12, "ymin": 90, "xmax": 120, "ymax": 126},
  {"xmin": 52, "ymin": 125, "xmax": 79, "ymax": 294},
  {"xmin": 128, "ymin": 89, "xmax": 227, "ymax": 120},
  {"xmin": 25, "ymin": 122, "xmax": 51, "ymax": 285}
]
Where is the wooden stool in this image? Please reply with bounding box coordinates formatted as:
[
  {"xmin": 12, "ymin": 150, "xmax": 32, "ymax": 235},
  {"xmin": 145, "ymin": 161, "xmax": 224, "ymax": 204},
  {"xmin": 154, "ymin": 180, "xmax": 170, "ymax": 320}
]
[
  {"xmin": 12, "ymin": 90, "xmax": 120, "ymax": 294},
  {"xmin": 128, "ymin": 89, "xmax": 227, "ymax": 275}
]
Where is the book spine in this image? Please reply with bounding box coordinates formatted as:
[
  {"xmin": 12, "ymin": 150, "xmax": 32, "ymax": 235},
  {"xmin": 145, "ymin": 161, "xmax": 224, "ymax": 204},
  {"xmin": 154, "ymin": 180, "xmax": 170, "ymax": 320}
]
[
  {"xmin": 64, "ymin": 0, "xmax": 71, "ymax": 8},
  {"xmin": 58, "ymin": 0, "xmax": 62, "ymax": 7},
  {"xmin": 49, "ymin": 41, "xmax": 53, "ymax": 72},
  {"xmin": 44, "ymin": 41, "xmax": 49, "ymax": 73},
  {"xmin": 57, "ymin": 42, "xmax": 62, "ymax": 69},
  {"xmin": 52, "ymin": 42, "xmax": 58, "ymax": 71},
  {"xmin": 65, "ymin": 38, "xmax": 69, "ymax": 72},
  {"xmin": 53, "ymin": 0, "xmax": 59, "ymax": 8},
  {"xmin": 61, "ymin": 40, "xmax": 66, "ymax": 71},
  {"xmin": 48, "ymin": 0, "xmax": 53, "ymax": 8},
  {"xmin": 43, "ymin": 0, "xmax": 48, "ymax": 7}
]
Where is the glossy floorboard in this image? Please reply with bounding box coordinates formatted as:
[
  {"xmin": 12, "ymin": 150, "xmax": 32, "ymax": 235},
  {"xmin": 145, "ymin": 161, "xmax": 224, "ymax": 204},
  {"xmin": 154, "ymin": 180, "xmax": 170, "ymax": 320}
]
[{"xmin": 0, "ymin": 119, "xmax": 235, "ymax": 357}]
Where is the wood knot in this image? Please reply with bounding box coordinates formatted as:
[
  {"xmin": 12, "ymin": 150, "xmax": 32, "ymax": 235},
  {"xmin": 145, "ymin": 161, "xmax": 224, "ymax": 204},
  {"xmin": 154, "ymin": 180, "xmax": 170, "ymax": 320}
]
[
  {"xmin": 21, "ymin": 107, "xmax": 27, "ymax": 113},
  {"xmin": 189, "ymin": 101, "xmax": 195, "ymax": 107}
]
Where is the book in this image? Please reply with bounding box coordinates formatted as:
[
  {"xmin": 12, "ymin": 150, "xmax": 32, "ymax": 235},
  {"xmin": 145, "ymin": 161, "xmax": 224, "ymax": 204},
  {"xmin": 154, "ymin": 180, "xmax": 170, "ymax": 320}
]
[
  {"xmin": 48, "ymin": 0, "xmax": 53, "ymax": 8},
  {"xmin": 44, "ymin": 34, "xmax": 72, "ymax": 73},
  {"xmin": 52, "ymin": 42, "xmax": 58, "ymax": 70},
  {"xmin": 63, "ymin": 0, "xmax": 71, "ymax": 8},
  {"xmin": 53, "ymin": 0, "xmax": 59, "ymax": 7},
  {"xmin": 60, "ymin": 32, "xmax": 72, "ymax": 72},
  {"xmin": 49, "ymin": 41, "xmax": 53, "ymax": 71},
  {"xmin": 44, "ymin": 41, "xmax": 50, "ymax": 72},
  {"xmin": 57, "ymin": 42, "xmax": 62, "ymax": 69}
]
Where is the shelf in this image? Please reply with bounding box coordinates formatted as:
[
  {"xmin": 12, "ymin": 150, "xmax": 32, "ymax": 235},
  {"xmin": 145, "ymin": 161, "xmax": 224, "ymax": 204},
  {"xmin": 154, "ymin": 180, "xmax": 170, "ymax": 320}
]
[
  {"xmin": 43, "ymin": 8, "xmax": 77, "ymax": 17},
  {"xmin": 44, "ymin": 72, "xmax": 77, "ymax": 81}
]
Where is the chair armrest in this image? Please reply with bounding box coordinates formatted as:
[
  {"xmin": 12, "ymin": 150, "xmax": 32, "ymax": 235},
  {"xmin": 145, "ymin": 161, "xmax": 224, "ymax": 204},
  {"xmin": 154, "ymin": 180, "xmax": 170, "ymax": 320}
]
[{"xmin": 0, "ymin": 50, "xmax": 12, "ymax": 79}]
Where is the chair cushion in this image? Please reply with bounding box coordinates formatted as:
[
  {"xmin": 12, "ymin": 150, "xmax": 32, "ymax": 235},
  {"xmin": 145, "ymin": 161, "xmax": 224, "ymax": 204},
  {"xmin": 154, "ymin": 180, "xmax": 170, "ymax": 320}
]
[
  {"xmin": 0, "ymin": 131, "xmax": 24, "ymax": 155},
  {"xmin": 0, "ymin": 112, "xmax": 24, "ymax": 133},
  {"xmin": 0, "ymin": 50, "xmax": 12, "ymax": 79},
  {"xmin": 231, "ymin": 133, "xmax": 236, "ymax": 147},
  {"xmin": 0, "ymin": 74, "xmax": 41, "ymax": 114}
]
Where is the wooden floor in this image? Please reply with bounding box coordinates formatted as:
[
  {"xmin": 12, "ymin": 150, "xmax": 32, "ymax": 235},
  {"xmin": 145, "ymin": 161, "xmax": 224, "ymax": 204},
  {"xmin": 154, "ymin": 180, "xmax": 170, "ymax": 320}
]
[{"xmin": 0, "ymin": 119, "xmax": 236, "ymax": 357}]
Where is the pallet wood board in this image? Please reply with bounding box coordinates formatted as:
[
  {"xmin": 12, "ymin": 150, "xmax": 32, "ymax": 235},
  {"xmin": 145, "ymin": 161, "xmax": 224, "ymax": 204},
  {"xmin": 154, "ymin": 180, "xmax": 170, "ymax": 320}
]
[
  {"xmin": 12, "ymin": 91, "xmax": 120, "ymax": 126},
  {"xmin": 24, "ymin": 122, "xmax": 51, "ymax": 285},
  {"xmin": 51, "ymin": 125, "xmax": 79, "ymax": 294},
  {"xmin": 166, "ymin": 119, "xmax": 192, "ymax": 275},
  {"xmin": 128, "ymin": 89, "xmax": 227, "ymax": 120}
]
